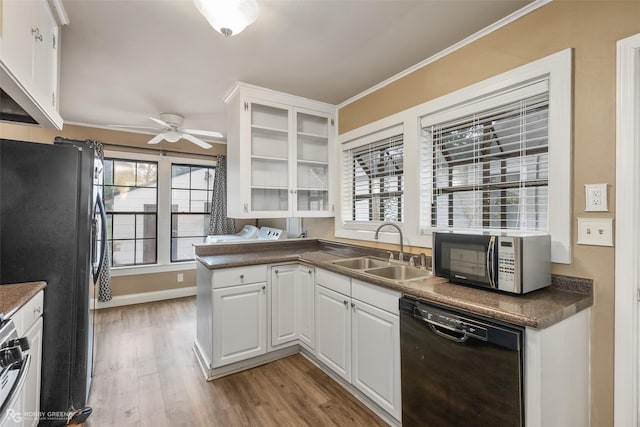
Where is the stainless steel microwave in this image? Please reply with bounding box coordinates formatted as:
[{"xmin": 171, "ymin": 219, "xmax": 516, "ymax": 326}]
[{"xmin": 433, "ymin": 232, "xmax": 551, "ymax": 294}]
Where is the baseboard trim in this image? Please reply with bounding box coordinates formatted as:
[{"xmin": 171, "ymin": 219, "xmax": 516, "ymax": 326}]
[{"xmin": 96, "ymin": 286, "xmax": 196, "ymax": 309}]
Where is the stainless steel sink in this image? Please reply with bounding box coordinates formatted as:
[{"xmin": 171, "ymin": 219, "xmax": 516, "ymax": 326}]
[
  {"xmin": 363, "ymin": 265, "xmax": 431, "ymax": 281},
  {"xmin": 330, "ymin": 257, "xmax": 391, "ymax": 270}
]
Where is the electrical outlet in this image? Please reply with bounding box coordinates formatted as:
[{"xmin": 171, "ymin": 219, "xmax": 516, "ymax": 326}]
[
  {"xmin": 585, "ymin": 183, "xmax": 608, "ymax": 212},
  {"xmin": 177, "ymin": 273, "xmax": 184, "ymax": 283},
  {"xmin": 577, "ymin": 218, "xmax": 614, "ymax": 246}
]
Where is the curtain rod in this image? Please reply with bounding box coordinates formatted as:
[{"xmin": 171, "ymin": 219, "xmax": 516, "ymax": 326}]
[{"xmin": 100, "ymin": 142, "xmax": 221, "ymax": 160}]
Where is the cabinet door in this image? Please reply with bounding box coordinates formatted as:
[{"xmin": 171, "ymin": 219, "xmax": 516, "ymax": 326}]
[
  {"xmin": 247, "ymin": 99, "xmax": 292, "ymax": 217},
  {"xmin": 213, "ymin": 282, "xmax": 267, "ymax": 367},
  {"xmin": 296, "ymin": 266, "xmax": 315, "ymax": 349},
  {"xmin": 21, "ymin": 317, "xmax": 43, "ymax": 427},
  {"xmin": 271, "ymin": 265, "xmax": 298, "ymax": 346},
  {"xmin": 293, "ymin": 108, "xmax": 333, "ymax": 217},
  {"xmin": 32, "ymin": 0, "xmax": 58, "ymax": 107},
  {"xmin": 315, "ymin": 285, "xmax": 351, "ymax": 382},
  {"xmin": 351, "ymin": 300, "xmax": 401, "ymax": 420},
  {"xmin": 1, "ymin": 0, "xmax": 36, "ymax": 86}
]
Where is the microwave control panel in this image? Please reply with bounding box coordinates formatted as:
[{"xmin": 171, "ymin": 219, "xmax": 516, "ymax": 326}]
[{"xmin": 497, "ymin": 236, "xmax": 518, "ymax": 287}]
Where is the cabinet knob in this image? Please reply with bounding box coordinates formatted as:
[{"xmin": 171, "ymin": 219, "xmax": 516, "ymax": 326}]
[
  {"xmin": 34, "ymin": 307, "xmax": 41, "ymax": 314},
  {"xmin": 308, "ymin": 270, "xmax": 312, "ymax": 274},
  {"xmin": 351, "ymin": 302, "xmax": 355, "ymax": 308},
  {"xmin": 343, "ymin": 300, "xmax": 348, "ymax": 306},
  {"xmin": 240, "ymin": 274, "xmax": 245, "ymax": 280},
  {"xmin": 274, "ymin": 270, "xmax": 279, "ymax": 274},
  {"xmin": 262, "ymin": 285, "xmax": 266, "ymax": 291}
]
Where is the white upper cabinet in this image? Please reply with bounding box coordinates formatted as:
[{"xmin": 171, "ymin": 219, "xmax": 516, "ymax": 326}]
[
  {"xmin": 225, "ymin": 82, "xmax": 336, "ymax": 218},
  {"xmin": 0, "ymin": 0, "xmax": 64, "ymax": 129}
]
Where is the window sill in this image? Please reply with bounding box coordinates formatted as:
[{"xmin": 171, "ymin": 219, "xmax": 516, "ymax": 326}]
[{"xmin": 109, "ymin": 261, "xmax": 197, "ymax": 277}]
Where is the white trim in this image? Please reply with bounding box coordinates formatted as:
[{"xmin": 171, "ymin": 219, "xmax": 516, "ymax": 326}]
[
  {"xmin": 337, "ymin": 0, "xmax": 552, "ymax": 108},
  {"xmin": 95, "ymin": 286, "xmax": 196, "ymax": 309},
  {"xmin": 614, "ymin": 32, "xmax": 640, "ymax": 427},
  {"xmin": 109, "ymin": 261, "xmax": 196, "ymax": 277}
]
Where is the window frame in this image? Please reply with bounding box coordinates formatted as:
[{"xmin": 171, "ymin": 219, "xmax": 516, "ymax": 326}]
[
  {"xmin": 336, "ymin": 48, "xmax": 572, "ymax": 263},
  {"xmin": 104, "ymin": 157, "xmax": 159, "ymax": 267},
  {"xmin": 105, "ymin": 150, "xmax": 217, "ymax": 276},
  {"xmin": 170, "ymin": 163, "xmax": 216, "ymax": 262}
]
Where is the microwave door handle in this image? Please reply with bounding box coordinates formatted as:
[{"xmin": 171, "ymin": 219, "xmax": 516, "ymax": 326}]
[{"xmin": 487, "ymin": 236, "xmax": 496, "ymax": 288}]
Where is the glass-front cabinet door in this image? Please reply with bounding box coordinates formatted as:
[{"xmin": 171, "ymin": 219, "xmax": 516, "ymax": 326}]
[
  {"xmin": 294, "ymin": 109, "xmax": 331, "ymax": 216},
  {"xmin": 249, "ymin": 101, "xmax": 291, "ymax": 215}
]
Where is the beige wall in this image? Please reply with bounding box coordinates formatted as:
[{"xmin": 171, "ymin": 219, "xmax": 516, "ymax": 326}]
[{"xmin": 337, "ymin": 2, "xmax": 640, "ymax": 425}]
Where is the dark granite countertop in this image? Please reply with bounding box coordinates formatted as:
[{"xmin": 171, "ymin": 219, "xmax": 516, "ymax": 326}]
[
  {"xmin": 194, "ymin": 239, "xmax": 592, "ymax": 329},
  {"xmin": 0, "ymin": 281, "xmax": 46, "ymax": 320}
]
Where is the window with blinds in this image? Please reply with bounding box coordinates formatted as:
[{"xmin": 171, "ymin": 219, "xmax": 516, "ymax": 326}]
[
  {"xmin": 422, "ymin": 82, "xmax": 549, "ymax": 232},
  {"xmin": 342, "ymin": 132, "xmax": 404, "ymax": 224}
]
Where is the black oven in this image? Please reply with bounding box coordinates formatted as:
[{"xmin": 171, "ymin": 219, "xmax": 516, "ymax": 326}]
[{"xmin": 0, "ymin": 318, "xmax": 30, "ymax": 425}]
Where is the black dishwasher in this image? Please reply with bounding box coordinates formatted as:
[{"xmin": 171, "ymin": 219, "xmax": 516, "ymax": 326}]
[{"xmin": 400, "ymin": 296, "xmax": 524, "ymax": 427}]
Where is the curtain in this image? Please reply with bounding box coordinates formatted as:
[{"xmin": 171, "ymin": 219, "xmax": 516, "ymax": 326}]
[{"xmin": 209, "ymin": 155, "xmax": 236, "ymax": 235}]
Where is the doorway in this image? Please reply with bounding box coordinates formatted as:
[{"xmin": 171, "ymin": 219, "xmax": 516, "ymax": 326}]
[{"xmin": 614, "ymin": 32, "xmax": 640, "ymax": 427}]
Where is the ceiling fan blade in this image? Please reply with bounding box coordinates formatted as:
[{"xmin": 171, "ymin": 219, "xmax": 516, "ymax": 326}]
[
  {"xmin": 182, "ymin": 128, "xmax": 224, "ymax": 139},
  {"xmin": 107, "ymin": 124, "xmax": 161, "ymax": 131},
  {"xmin": 149, "ymin": 116, "xmax": 171, "ymax": 128},
  {"xmin": 148, "ymin": 134, "xmax": 165, "ymax": 145},
  {"xmin": 182, "ymin": 133, "xmax": 212, "ymax": 149}
]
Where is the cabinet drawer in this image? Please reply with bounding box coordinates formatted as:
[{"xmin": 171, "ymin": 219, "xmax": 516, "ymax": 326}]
[
  {"xmin": 11, "ymin": 290, "xmax": 44, "ymax": 336},
  {"xmin": 212, "ymin": 265, "xmax": 267, "ymax": 288},
  {"xmin": 352, "ymin": 279, "xmax": 400, "ymax": 314},
  {"xmin": 315, "ymin": 268, "xmax": 350, "ymax": 296}
]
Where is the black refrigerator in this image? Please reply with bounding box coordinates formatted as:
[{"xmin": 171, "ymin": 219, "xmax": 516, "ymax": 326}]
[{"xmin": 0, "ymin": 138, "xmax": 106, "ymax": 426}]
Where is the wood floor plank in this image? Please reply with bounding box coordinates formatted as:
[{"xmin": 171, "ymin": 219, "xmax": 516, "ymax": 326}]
[{"xmin": 87, "ymin": 297, "xmax": 387, "ymax": 427}]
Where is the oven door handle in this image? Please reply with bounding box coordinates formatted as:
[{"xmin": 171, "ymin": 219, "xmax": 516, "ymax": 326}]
[{"xmin": 0, "ymin": 354, "xmax": 31, "ymax": 423}]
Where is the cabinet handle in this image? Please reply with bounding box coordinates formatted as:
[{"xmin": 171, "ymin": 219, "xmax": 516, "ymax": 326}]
[
  {"xmin": 262, "ymin": 285, "xmax": 266, "ymax": 291},
  {"xmin": 244, "ymin": 102, "xmax": 249, "ymax": 111},
  {"xmin": 240, "ymin": 274, "xmax": 245, "ymax": 280},
  {"xmin": 343, "ymin": 300, "xmax": 348, "ymax": 306},
  {"xmin": 34, "ymin": 307, "xmax": 41, "ymax": 314},
  {"xmin": 351, "ymin": 302, "xmax": 355, "ymax": 308},
  {"xmin": 243, "ymin": 203, "xmax": 248, "ymax": 213}
]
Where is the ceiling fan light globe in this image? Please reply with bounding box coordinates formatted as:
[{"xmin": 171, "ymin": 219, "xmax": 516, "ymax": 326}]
[
  {"xmin": 193, "ymin": 0, "xmax": 259, "ymax": 37},
  {"xmin": 165, "ymin": 131, "xmax": 181, "ymax": 143}
]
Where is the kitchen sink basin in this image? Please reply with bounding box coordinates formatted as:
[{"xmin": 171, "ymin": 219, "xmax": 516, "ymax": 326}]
[
  {"xmin": 364, "ymin": 265, "xmax": 430, "ymax": 281},
  {"xmin": 330, "ymin": 257, "xmax": 391, "ymax": 270}
]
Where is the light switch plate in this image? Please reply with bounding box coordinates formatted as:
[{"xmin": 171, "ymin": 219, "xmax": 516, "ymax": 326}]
[
  {"xmin": 577, "ymin": 217, "xmax": 614, "ymax": 246},
  {"xmin": 585, "ymin": 183, "xmax": 608, "ymax": 212}
]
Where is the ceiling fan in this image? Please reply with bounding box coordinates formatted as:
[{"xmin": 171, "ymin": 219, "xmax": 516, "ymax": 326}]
[{"xmin": 109, "ymin": 113, "xmax": 223, "ymax": 149}]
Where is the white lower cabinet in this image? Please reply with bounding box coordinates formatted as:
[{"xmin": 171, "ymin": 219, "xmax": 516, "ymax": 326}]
[
  {"xmin": 270, "ymin": 264, "xmax": 316, "ymax": 349},
  {"xmin": 212, "ymin": 281, "xmax": 267, "ymax": 367},
  {"xmin": 351, "ymin": 299, "xmax": 401, "ymax": 420},
  {"xmin": 314, "ymin": 271, "xmax": 402, "ymax": 421},
  {"xmin": 315, "ymin": 284, "xmax": 352, "ymax": 382},
  {"xmin": 8, "ymin": 290, "xmax": 44, "ymax": 427}
]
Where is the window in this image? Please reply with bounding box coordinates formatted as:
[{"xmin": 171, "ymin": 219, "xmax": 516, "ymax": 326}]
[
  {"xmin": 104, "ymin": 159, "xmax": 158, "ymax": 266},
  {"xmin": 341, "ymin": 125, "xmax": 404, "ymax": 227},
  {"xmin": 426, "ymin": 88, "xmax": 549, "ymax": 231},
  {"xmin": 171, "ymin": 164, "xmax": 215, "ymax": 262}
]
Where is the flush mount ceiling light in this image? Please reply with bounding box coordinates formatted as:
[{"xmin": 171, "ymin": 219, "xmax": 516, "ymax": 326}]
[{"xmin": 193, "ymin": 0, "xmax": 259, "ymax": 37}]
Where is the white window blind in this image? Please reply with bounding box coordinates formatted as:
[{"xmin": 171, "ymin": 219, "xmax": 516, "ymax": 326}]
[
  {"xmin": 422, "ymin": 83, "xmax": 549, "ymax": 232},
  {"xmin": 342, "ymin": 132, "xmax": 404, "ymax": 225}
]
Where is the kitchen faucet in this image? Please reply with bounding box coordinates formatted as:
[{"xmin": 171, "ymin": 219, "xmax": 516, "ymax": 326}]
[{"xmin": 374, "ymin": 223, "xmax": 404, "ymax": 261}]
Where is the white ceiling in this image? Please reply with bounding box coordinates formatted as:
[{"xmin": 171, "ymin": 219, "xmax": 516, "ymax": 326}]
[{"xmin": 59, "ymin": 0, "xmax": 534, "ymax": 142}]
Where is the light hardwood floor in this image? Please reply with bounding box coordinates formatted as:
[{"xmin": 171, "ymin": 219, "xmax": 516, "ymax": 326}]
[{"xmin": 87, "ymin": 297, "xmax": 387, "ymax": 427}]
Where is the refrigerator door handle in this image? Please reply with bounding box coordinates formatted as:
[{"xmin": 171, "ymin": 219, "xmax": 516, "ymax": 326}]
[{"xmin": 93, "ymin": 196, "xmax": 108, "ymax": 284}]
